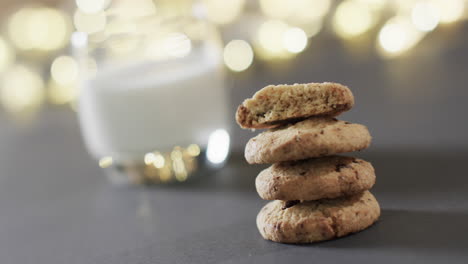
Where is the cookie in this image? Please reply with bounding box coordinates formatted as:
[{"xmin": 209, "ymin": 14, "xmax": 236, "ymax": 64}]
[
  {"xmin": 256, "ymin": 191, "xmax": 380, "ymax": 244},
  {"xmin": 236, "ymin": 82, "xmax": 354, "ymax": 129},
  {"xmin": 256, "ymin": 156, "xmax": 375, "ymax": 201},
  {"xmin": 245, "ymin": 117, "xmax": 371, "ymax": 164}
]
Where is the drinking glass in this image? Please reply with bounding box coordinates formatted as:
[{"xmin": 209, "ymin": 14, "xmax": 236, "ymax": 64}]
[{"xmin": 72, "ymin": 11, "xmax": 230, "ymax": 185}]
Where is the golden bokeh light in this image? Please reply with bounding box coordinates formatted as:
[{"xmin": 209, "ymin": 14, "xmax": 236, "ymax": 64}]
[
  {"xmin": 391, "ymin": 0, "xmax": 419, "ymax": 12},
  {"xmin": 105, "ymin": 20, "xmax": 137, "ymax": 36},
  {"xmin": 333, "ymin": 0, "xmax": 376, "ymax": 39},
  {"xmin": 159, "ymin": 166, "xmax": 172, "ymax": 182},
  {"xmin": 260, "ymin": 0, "xmax": 330, "ymax": 22},
  {"xmin": 411, "ymin": 2, "xmax": 440, "ymax": 32},
  {"xmin": 186, "ymin": 144, "xmax": 201, "ymax": 157},
  {"xmin": 163, "ymin": 33, "xmax": 192, "ymax": 58},
  {"xmin": 47, "ymin": 80, "xmax": 78, "ymax": 105},
  {"xmin": 223, "ymin": 40, "xmax": 254, "ymax": 72},
  {"xmin": 289, "ymin": 0, "xmax": 331, "ymax": 23},
  {"xmin": 1, "ymin": 65, "xmax": 45, "ymax": 113},
  {"xmin": 144, "ymin": 152, "xmax": 157, "ymax": 165},
  {"xmin": 0, "ymin": 37, "xmax": 14, "ymax": 72},
  {"xmin": 432, "ymin": 0, "xmax": 465, "ymax": 24},
  {"xmin": 257, "ymin": 20, "xmax": 289, "ymax": 54},
  {"xmin": 282, "ymin": 27, "xmax": 308, "ymax": 53},
  {"xmin": 99, "ymin": 156, "xmax": 113, "ymax": 168},
  {"xmin": 109, "ymin": 0, "xmax": 156, "ymax": 19},
  {"xmin": 8, "ymin": 7, "xmax": 70, "ymax": 52},
  {"xmin": 51, "ymin": 56, "xmax": 79, "ymax": 86},
  {"xmin": 358, "ymin": 0, "xmax": 387, "ymax": 10},
  {"xmin": 378, "ymin": 16, "xmax": 425, "ymax": 57},
  {"xmin": 152, "ymin": 153, "xmax": 165, "ymax": 169},
  {"xmin": 171, "ymin": 148, "xmax": 188, "ymax": 181},
  {"xmin": 299, "ymin": 19, "xmax": 323, "ymax": 37},
  {"xmin": 74, "ymin": 10, "xmax": 107, "ymax": 34},
  {"xmin": 107, "ymin": 37, "xmax": 140, "ymax": 55},
  {"xmin": 259, "ymin": 0, "xmax": 292, "ymax": 19},
  {"xmin": 76, "ymin": 0, "xmax": 108, "ymax": 14},
  {"xmin": 144, "ymin": 152, "xmax": 165, "ymax": 168},
  {"xmin": 204, "ymin": 0, "xmax": 245, "ymax": 25}
]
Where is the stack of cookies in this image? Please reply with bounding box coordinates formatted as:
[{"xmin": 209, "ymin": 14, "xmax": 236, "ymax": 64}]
[{"xmin": 236, "ymin": 82, "xmax": 380, "ymax": 244}]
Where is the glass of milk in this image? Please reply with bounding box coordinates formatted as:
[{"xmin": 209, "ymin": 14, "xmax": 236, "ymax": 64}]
[{"xmin": 72, "ymin": 14, "xmax": 230, "ymax": 185}]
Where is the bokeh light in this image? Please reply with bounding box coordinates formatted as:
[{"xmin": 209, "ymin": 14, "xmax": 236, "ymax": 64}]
[
  {"xmin": 282, "ymin": 27, "xmax": 308, "ymax": 53},
  {"xmin": 152, "ymin": 153, "xmax": 165, "ymax": 169},
  {"xmin": 47, "ymin": 80, "xmax": 77, "ymax": 105},
  {"xmin": 259, "ymin": 0, "xmax": 292, "ymax": 19},
  {"xmin": 299, "ymin": 19, "xmax": 323, "ymax": 37},
  {"xmin": 109, "ymin": 0, "xmax": 156, "ymax": 18},
  {"xmin": 1, "ymin": 65, "xmax": 45, "ymax": 113},
  {"xmin": 432, "ymin": 0, "xmax": 465, "ymax": 24},
  {"xmin": 107, "ymin": 37, "xmax": 140, "ymax": 55},
  {"xmin": 206, "ymin": 129, "xmax": 230, "ymax": 164},
  {"xmin": 171, "ymin": 147, "xmax": 188, "ymax": 181},
  {"xmin": 411, "ymin": 1, "xmax": 440, "ymax": 32},
  {"xmin": 257, "ymin": 20, "xmax": 289, "ymax": 55},
  {"xmin": 378, "ymin": 16, "xmax": 424, "ymax": 57},
  {"xmin": 260, "ymin": 0, "xmax": 330, "ymax": 22},
  {"xmin": 204, "ymin": 0, "xmax": 245, "ymax": 25},
  {"xmin": 391, "ymin": 0, "xmax": 419, "ymax": 12},
  {"xmin": 163, "ymin": 33, "xmax": 192, "ymax": 58},
  {"xmin": 186, "ymin": 144, "xmax": 201, "ymax": 157},
  {"xmin": 0, "ymin": 37, "xmax": 14, "ymax": 72},
  {"xmin": 223, "ymin": 40, "xmax": 254, "ymax": 72},
  {"xmin": 144, "ymin": 152, "xmax": 166, "ymax": 168},
  {"xmin": 289, "ymin": 0, "xmax": 331, "ymax": 23},
  {"xmin": 74, "ymin": 10, "xmax": 107, "ymax": 34},
  {"xmin": 8, "ymin": 7, "xmax": 71, "ymax": 52},
  {"xmin": 358, "ymin": 0, "xmax": 387, "ymax": 10},
  {"xmin": 51, "ymin": 56, "xmax": 79, "ymax": 86},
  {"xmin": 99, "ymin": 156, "xmax": 113, "ymax": 168},
  {"xmin": 76, "ymin": 0, "xmax": 108, "ymax": 14},
  {"xmin": 333, "ymin": 0, "xmax": 376, "ymax": 39}
]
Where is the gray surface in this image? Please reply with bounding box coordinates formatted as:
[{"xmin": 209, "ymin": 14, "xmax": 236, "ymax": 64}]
[{"xmin": 1, "ymin": 108, "xmax": 468, "ymax": 264}]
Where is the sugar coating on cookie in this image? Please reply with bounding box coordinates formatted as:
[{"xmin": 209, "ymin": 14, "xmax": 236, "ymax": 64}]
[
  {"xmin": 236, "ymin": 82, "xmax": 354, "ymax": 129},
  {"xmin": 245, "ymin": 117, "xmax": 371, "ymax": 164},
  {"xmin": 256, "ymin": 191, "xmax": 380, "ymax": 244},
  {"xmin": 256, "ymin": 156, "xmax": 375, "ymax": 201}
]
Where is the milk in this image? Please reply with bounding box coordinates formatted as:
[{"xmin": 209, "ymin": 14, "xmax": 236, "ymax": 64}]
[{"xmin": 77, "ymin": 43, "xmax": 229, "ymax": 163}]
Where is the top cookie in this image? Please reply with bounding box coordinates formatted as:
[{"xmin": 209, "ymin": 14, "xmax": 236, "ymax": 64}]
[{"xmin": 236, "ymin": 82, "xmax": 354, "ymax": 129}]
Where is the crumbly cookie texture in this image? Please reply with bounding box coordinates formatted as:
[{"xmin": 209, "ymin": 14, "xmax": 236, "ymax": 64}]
[
  {"xmin": 236, "ymin": 82, "xmax": 354, "ymax": 129},
  {"xmin": 245, "ymin": 117, "xmax": 371, "ymax": 164},
  {"xmin": 256, "ymin": 191, "xmax": 380, "ymax": 244},
  {"xmin": 256, "ymin": 156, "xmax": 375, "ymax": 201}
]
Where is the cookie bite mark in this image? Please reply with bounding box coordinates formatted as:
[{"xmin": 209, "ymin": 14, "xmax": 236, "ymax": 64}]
[{"xmin": 236, "ymin": 82, "xmax": 355, "ymax": 129}]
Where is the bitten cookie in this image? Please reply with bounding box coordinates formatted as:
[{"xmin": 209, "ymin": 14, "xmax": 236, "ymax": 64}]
[
  {"xmin": 236, "ymin": 82, "xmax": 354, "ymax": 129},
  {"xmin": 256, "ymin": 156, "xmax": 375, "ymax": 201},
  {"xmin": 245, "ymin": 117, "xmax": 371, "ymax": 164},
  {"xmin": 256, "ymin": 191, "xmax": 380, "ymax": 244}
]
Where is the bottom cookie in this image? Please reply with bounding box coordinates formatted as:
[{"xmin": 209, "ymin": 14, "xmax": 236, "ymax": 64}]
[{"xmin": 256, "ymin": 191, "xmax": 380, "ymax": 244}]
